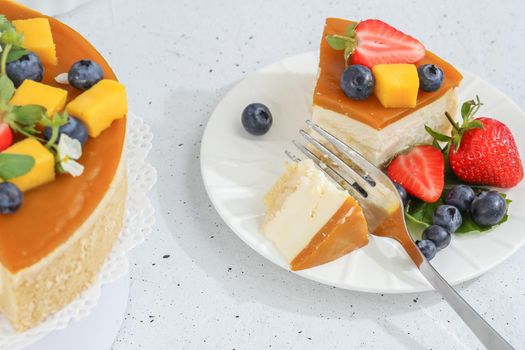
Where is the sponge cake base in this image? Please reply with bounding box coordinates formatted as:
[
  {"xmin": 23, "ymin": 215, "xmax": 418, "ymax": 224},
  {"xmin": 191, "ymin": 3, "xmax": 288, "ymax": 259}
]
[{"xmin": 0, "ymin": 158, "xmax": 126, "ymax": 332}]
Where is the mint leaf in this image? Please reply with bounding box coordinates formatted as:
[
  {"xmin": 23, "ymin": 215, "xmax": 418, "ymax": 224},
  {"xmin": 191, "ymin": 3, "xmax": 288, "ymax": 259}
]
[
  {"xmin": 405, "ymin": 186, "xmax": 512, "ymax": 235},
  {"xmin": 10, "ymin": 105, "xmax": 45, "ymax": 126},
  {"xmin": 0, "ymin": 74, "xmax": 15, "ymax": 101},
  {"xmin": 326, "ymin": 35, "xmax": 347, "ymax": 50},
  {"xmin": 0, "ymin": 153, "xmax": 35, "ymax": 180},
  {"xmin": 405, "ymin": 198, "xmax": 443, "ymax": 228},
  {"xmin": 6, "ymin": 47, "xmax": 29, "ymax": 63}
]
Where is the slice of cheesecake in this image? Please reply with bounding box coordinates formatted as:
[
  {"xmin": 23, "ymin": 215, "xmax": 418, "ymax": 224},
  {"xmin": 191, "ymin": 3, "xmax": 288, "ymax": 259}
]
[
  {"xmin": 262, "ymin": 159, "xmax": 368, "ymax": 271},
  {"xmin": 312, "ymin": 18, "xmax": 463, "ymax": 166}
]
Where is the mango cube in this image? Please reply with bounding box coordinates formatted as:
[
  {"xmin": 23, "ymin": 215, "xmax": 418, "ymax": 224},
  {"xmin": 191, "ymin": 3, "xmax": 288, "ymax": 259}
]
[
  {"xmin": 67, "ymin": 79, "xmax": 127, "ymax": 137},
  {"xmin": 372, "ymin": 64, "xmax": 419, "ymax": 108},
  {"xmin": 13, "ymin": 18, "xmax": 57, "ymax": 66},
  {"xmin": 3, "ymin": 138, "xmax": 55, "ymax": 192},
  {"xmin": 10, "ymin": 80, "xmax": 68, "ymax": 117}
]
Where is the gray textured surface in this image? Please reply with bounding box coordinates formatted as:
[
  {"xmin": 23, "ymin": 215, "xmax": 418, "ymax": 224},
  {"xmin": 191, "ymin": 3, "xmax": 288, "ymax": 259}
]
[{"xmin": 55, "ymin": 0, "xmax": 525, "ymax": 348}]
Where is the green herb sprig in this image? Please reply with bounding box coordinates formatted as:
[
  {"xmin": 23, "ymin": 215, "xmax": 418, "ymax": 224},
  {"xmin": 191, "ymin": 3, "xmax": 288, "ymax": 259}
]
[
  {"xmin": 0, "ymin": 15, "xmax": 29, "ymax": 75},
  {"xmin": 0, "ymin": 74, "xmax": 46, "ymax": 138},
  {"xmin": 325, "ymin": 23, "xmax": 359, "ymax": 66}
]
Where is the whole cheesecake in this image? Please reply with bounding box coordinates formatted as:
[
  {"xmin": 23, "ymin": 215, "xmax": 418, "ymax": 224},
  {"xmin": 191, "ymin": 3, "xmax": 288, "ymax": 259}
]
[{"xmin": 0, "ymin": 1, "xmax": 127, "ymax": 331}]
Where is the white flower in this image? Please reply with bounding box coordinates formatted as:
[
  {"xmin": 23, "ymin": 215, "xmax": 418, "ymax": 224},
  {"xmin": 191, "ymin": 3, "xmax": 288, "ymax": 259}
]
[{"xmin": 57, "ymin": 134, "xmax": 84, "ymax": 177}]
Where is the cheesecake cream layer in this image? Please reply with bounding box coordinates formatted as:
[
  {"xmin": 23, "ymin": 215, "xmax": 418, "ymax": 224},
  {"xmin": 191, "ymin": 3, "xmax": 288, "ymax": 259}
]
[
  {"xmin": 262, "ymin": 160, "xmax": 368, "ymax": 271},
  {"xmin": 0, "ymin": 157, "xmax": 126, "ymax": 332},
  {"xmin": 312, "ymin": 89, "xmax": 458, "ymax": 166}
]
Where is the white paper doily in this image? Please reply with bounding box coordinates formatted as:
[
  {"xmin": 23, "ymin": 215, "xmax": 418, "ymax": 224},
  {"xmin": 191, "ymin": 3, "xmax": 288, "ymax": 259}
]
[{"xmin": 0, "ymin": 113, "xmax": 157, "ymax": 350}]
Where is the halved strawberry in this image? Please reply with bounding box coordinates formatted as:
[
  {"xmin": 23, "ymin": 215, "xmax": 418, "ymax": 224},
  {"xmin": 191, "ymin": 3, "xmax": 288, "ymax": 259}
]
[
  {"xmin": 0, "ymin": 123, "xmax": 13, "ymax": 152},
  {"xmin": 326, "ymin": 19, "xmax": 426, "ymax": 68},
  {"xmin": 387, "ymin": 145, "xmax": 445, "ymax": 203}
]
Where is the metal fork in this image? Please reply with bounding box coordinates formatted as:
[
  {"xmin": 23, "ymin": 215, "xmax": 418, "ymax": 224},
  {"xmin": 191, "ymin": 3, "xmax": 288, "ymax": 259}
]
[{"xmin": 288, "ymin": 120, "xmax": 515, "ymax": 350}]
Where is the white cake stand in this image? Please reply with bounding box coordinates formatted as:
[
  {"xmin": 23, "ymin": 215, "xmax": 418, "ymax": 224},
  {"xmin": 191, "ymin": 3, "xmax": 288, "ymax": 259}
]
[{"xmin": 25, "ymin": 274, "xmax": 129, "ymax": 350}]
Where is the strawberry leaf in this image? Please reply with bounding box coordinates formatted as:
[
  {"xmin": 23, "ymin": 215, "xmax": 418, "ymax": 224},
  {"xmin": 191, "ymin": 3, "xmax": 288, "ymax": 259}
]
[
  {"xmin": 425, "ymin": 125, "xmax": 451, "ymax": 142},
  {"xmin": 465, "ymin": 119, "xmax": 484, "ymax": 130}
]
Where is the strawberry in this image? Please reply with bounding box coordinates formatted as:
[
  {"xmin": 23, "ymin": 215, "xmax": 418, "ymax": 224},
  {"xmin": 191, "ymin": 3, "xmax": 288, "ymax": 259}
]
[
  {"xmin": 427, "ymin": 97, "xmax": 524, "ymax": 188},
  {"xmin": 0, "ymin": 123, "xmax": 13, "ymax": 152},
  {"xmin": 326, "ymin": 19, "xmax": 426, "ymax": 68},
  {"xmin": 387, "ymin": 145, "xmax": 445, "ymax": 203}
]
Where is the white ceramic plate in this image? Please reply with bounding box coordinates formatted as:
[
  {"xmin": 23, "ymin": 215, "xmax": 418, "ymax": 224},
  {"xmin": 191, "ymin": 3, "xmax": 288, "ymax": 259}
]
[{"xmin": 200, "ymin": 51, "xmax": 525, "ymax": 293}]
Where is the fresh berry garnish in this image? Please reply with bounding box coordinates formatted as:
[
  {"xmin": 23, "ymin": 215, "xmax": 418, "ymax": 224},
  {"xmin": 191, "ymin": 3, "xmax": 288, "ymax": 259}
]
[
  {"xmin": 43, "ymin": 117, "xmax": 88, "ymax": 145},
  {"xmin": 416, "ymin": 239, "xmax": 437, "ymax": 260},
  {"xmin": 445, "ymin": 185, "xmax": 475, "ymax": 213},
  {"xmin": 426, "ymin": 97, "xmax": 524, "ymax": 188},
  {"xmin": 0, "ymin": 182, "xmax": 23, "ymax": 214},
  {"xmin": 241, "ymin": 103, "xmax": 273, "ymax": 136},
  {"xmin": 326, "ymin": 19, "xmax": 425, "ymax": 68},
  {"xmin": 393, "ymin": 182, "xmax": 408, "ymax": 207},
  {"xmin": 340, "ymin": 65, "xmax": 374, "ymax": 100},
  {"xmin": 433, "ymin": 204, "xmax": 462, "ymax": 233},
  {"xmin": 387, "ymin": 145, "xmax": 445, "ymax": 203},
  {"xmin": 417, "ymin": 64, "xmax": 444, "ymax": 92},
  {"xmin": 470, "ymin": 191, "xmax": 507, "ymax": 226},
  {"xmin": 422, "ymin": 225, "xmax": 451, "ymax": 251},
  {"xmin": 68, "ymin": 60, "xmax": 104, "ymax": 90},
  {"xmin": 0, "ymin": 123, "xmax": 13, "ymax": 152},
  {"xmin": 5, "ymin": 52, "xmax": 43, "ymax": 88}
]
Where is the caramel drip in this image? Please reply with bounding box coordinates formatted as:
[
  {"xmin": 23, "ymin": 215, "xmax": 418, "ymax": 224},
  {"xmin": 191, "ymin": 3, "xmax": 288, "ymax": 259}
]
[{"xmin": 0, "ymin": 1, "xmax": 126, "ymax": 272}]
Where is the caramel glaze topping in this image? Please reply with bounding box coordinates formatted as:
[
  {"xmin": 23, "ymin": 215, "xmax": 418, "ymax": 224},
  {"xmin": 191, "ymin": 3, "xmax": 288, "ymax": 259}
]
[
  {"xmin": 0, "ymin": 1, "xmax": 126, "ymax": 273},
  {"xmin": 313, "ymin": 18, "xmax": 463, "ymax": 130}
]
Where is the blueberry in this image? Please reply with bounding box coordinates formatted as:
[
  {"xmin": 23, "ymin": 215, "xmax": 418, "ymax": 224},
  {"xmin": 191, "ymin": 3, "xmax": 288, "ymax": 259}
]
[
  {"xmin": 445, "ymin": 185, "xmax": 476, "ymax": 213},
  {"xmin": 470, "ymin": 191, "xmax": 507, "ymax": 226},
  {"xmin": 340, "ymin": 64, "xmax": 374, "ymax": 100},
  {"xmin": 393, "ymin": 182, "xmax": 408, "ymax": 207},
  {"xmin": 6, "ymin": 52, "xmax": 43, "ymax": 88},
  {"xmin": 68, "ymin": 60, "xmax": 104, "ymax": 90},
  {"xmin": 416, "ymin": 239, "xmax": 437, "ymax": 260},
  {"xmin": 422, "ymin": 225, "xmax": 451, "ymax": 251},
  {"xmin": 417, "ymin": 64, "xmax": 444, "ymax": 92},
  {"xmin": 43, "ymin": 117, "xmax": 88, "ymax": 145},
  {"xmin": 0, "ymin": 182, "xmax": 23, "ymax": 214},
  {"xmin": 241, "ymin": 103, "xmax": 273, "ymax": 136},
  {"xmin": 433, "ymin": 204, "xmax": 462, "ymax": 233}
]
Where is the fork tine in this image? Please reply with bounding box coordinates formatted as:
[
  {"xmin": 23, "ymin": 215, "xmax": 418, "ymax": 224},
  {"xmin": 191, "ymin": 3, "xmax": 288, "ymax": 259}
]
[
  {"xmin": 306, "ymin": 120, "xmax": 379, "ymax": 186},
  {"xmin": 290, "ymin": 141, "xmax": 368, "ymax": 199},
  {"xmin": 299, "ymin": 129, "xmax": 376, "ymax": 195}
]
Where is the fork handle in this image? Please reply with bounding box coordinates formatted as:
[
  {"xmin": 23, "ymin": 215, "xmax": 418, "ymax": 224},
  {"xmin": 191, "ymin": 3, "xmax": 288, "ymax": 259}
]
[{"xmin": 418, "ymin": 260, "xmax": 515, "ymax": 349}]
